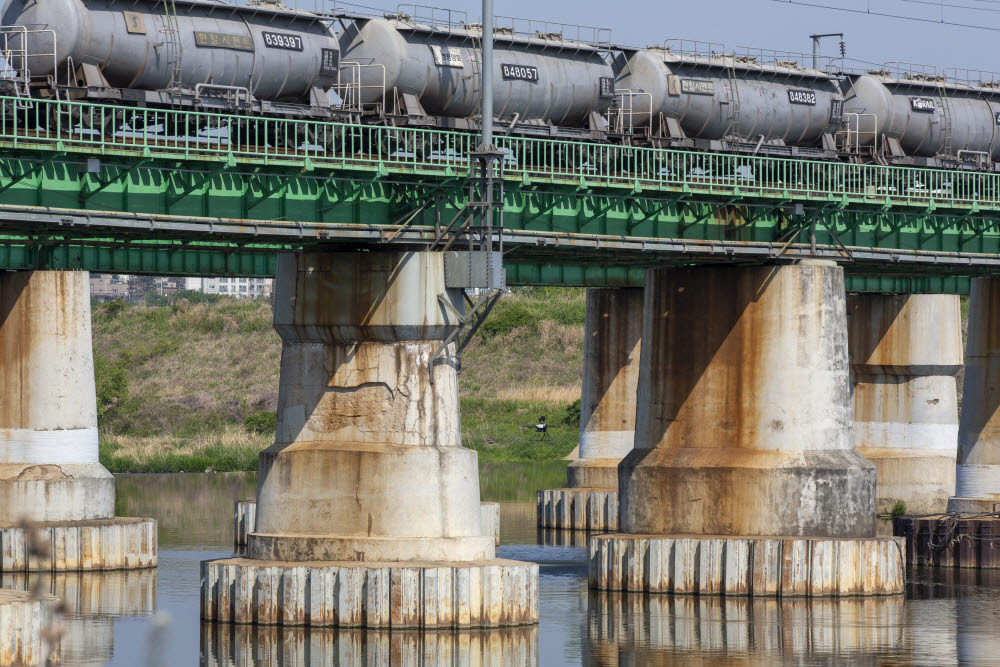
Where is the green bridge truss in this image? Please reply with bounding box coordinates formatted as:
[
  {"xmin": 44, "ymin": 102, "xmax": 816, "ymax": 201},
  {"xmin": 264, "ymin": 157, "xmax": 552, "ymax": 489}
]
[{"xmin": 0, "ymin": 96, "xmax": 997, "ymax": 292}]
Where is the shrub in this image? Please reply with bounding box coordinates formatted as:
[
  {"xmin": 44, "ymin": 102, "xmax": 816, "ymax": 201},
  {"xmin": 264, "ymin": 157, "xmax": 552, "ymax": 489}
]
[
  {"xmin": 94, "ymin": 353, "xmax": 130, "ymax": 422},
  {"xmin": 563, "ymin": 398, "xmax": 582, "ymax": 427},
  {"xmin": 103, "ymin": 298, "xmax": 126, "ymax": 319},
  {"xmin": 890, "ymin": 501, "xmax": 907, "ymax": 517},
  {"xmin": 244, "ymin": 411, "xmax": 277, "ymax": 435},
  {"xmin": 481, "ymin": 302, "xmax": 535, "ymax": 337}
]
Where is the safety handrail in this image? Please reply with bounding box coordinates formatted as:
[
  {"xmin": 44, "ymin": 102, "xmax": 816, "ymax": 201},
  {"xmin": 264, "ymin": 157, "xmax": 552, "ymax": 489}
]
[
  {"xmin": 0, "ymin": 95, "xmax": 996, "ymax": 213},
  {"xmin": 0, "ymin": 27, "xmax": 57, "ymax": 84}
]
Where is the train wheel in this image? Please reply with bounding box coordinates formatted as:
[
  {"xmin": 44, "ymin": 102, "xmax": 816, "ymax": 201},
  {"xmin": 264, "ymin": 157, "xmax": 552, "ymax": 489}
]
[
  {"xmin": 557, "ymin": 144, "xmax": 578, "ymax": 172},
  {"xmin": 79, "ymin": 106, "xmax": 123, "ymax": 138}
]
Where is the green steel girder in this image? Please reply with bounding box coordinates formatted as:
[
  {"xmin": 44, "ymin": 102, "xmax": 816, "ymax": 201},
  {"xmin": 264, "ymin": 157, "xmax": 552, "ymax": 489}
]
[
  {"xmin": 0, "ymin": 236, "xmax": 974, "ymax": 293},
  {"xmin": 5, "ymin": 154, "xmax": 1000, "ymax": 259},
  {"xmin": 0, "ymin": 238, "xmax": 280, "ymax": 276},
  {"xmin": 0, "ymin": 94, "xmax": 999, "ymax": 292}
]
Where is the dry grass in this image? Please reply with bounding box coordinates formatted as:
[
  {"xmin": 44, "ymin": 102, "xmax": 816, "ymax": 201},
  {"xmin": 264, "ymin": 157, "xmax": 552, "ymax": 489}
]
[
  {"xmin": 101, "ymin": 425, "xmax": 270, "ymax": 460},
  {"xmin": 460, "ymin": 320, "xmax": 585, "ymax": 400},
  {"xmin": 93, "ymin": 298, "xmax": 281, "ymax": 436},
  {"xmin": 100, "ymin": 424, "xmax": 270, "ymax": 473},
  {"xmin": 494, "ymin": 384, "xmax": 582, "ymax": 403}
]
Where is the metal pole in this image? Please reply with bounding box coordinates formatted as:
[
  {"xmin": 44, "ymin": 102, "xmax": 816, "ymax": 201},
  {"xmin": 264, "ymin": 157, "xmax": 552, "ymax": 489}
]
[
  {"xmin": 480, "ymin": 0, "xmax": 494, "ymax": 150},
  {"xmin": 809, "ymin": 33, "xmax": 843, "ymax": 71}
]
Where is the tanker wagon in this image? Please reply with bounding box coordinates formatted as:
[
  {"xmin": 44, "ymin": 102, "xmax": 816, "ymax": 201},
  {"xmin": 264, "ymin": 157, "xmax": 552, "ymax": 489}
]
[
  {"xmin": 841, "ymin": 69, "xmax": 1000, "ymax": 171},
  {"xmin": 0, "ymin": 0, "xmax": 344, "ymax": 119},
  {"xmin": 338, "ymin": 13, "xmax": 617, "ymax": 143},
  {"xmin": 613, "ymin": 44, "xmax": 845, "ymax": 160}
]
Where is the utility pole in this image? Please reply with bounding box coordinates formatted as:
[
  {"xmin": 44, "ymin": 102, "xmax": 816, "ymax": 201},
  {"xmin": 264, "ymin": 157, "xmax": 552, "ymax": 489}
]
[
  {"xmin": 479, "ymin": 0, "xmax": 494, "ymax": 152},
  {"xmin": 809, "ymin": 33, "xmax": 844, "ymax": 70},
  {"xmin": 471, "ymin": 0, "xmax": 502, "ymax": 290}
]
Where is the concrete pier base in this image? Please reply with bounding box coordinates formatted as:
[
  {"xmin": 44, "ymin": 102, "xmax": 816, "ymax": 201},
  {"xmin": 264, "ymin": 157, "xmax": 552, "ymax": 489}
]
[
  {"xmin": 0, "ymin": 590, "xmax": 59, "ymax": 666},
  {"xmin": 202, "ymin": 623, "xmax": 539, "ymax": 666},
  {"xmin": 480, "ymin": 503, "xmax": 500, "ymax": 546},
  {"xmin": 234, "ymin": 501, "xmax": 256, "ymax": 547},
  {"xmin": 203, "ymin": 252, "xmax": 536, "ymax": 628},
  {"xmin": 0, "ymin": 271, "xmax": 156, "ymax": 572},
  {"xmin": 847, "ymin": 294, "xmax": 962, "ymax": 515},
  {"xmin": 950, "ymin": 278, "xmax": 1000, "ymax": 514},
  {"xmin": 589, "ymin": 535, "xmax": 904, "ymax": 596},
  {"xmin": 593, "ymin": 264, "xmax": 889, "ymax": 597},
  {"xmin": 894, "ymin": 515, "xmax": 1000, "ymax": 568},
  {"xmin": 537, "ymin": 289, "xmax": 642, "ymax": 531},
  {"xmin": 202, "ymin": 558, "xmax": 537, "ymax": 628},
  {"xmin": 234, "ymin": 500, "xmax": 500, "ymax": 547},
  {"xmin": 536, "ymin": 489, "xmax": 618, "ymax": 531},
  {"xmin": 0, "ymin": 517, "xmax": 156, "ymax": 572}
]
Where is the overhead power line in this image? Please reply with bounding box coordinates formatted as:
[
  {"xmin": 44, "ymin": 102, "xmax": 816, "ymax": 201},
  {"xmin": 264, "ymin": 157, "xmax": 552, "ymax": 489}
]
[{"xmin": 771, "ymin": 0, "xmax": 1000, "ymax": 31}]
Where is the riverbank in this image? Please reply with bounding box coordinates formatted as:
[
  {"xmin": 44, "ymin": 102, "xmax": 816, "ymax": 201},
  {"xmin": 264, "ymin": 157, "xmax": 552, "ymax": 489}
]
[{"xmin": 95, "ymin": 288, "xmax": 584, "ymax": 473}]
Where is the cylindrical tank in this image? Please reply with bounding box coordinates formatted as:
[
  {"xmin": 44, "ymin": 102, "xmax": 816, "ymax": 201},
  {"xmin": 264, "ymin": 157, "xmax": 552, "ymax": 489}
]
[
  {"xmin": 2, "ymin": 0, "xmax": 339, "ymax": 101},
  {"xmin": 614, "ymin": 47, "xmax": 844, "ymax": 145},
  {"xmin": 842, "ymin": 73, "xmax": 1000, "ymax": 159},
  {"xmin": 338, "ymin": 17, "xmax": 614, "ymax": 127}
]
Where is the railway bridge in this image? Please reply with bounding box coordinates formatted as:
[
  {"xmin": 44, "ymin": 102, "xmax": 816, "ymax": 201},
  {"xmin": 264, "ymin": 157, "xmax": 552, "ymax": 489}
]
[{"xmin": 2, "ymin": 97, "xmax": 1000, "ymax": 626}]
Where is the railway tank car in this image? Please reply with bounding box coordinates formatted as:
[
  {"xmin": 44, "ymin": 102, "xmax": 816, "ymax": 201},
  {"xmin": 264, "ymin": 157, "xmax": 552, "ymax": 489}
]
[
  {"xmin": 612, "ymin": 44, "xmax": 844, "ymax": 158},
  {"xmin": 338, "ymin": 14, "xmax": 616, "ymax": 139},
  {"xmin": 1, "ymin": 0, "xmax": 342, "ymax": 115},
  {"xmin": 841, "ymin": 71, "xmax": 1000, "ymax": 169}
]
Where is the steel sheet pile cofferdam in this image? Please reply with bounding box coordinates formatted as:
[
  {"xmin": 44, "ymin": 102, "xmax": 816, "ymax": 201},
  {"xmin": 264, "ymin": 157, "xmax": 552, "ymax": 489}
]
[{"xmin": 2, "ymin": 0, "xmax": 1000, "ymax": 171}]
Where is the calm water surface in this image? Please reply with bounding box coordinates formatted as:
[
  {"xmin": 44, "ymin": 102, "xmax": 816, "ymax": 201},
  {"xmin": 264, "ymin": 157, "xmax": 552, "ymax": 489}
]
[{"xmin": 15, "ymin": 464, "xmax": 1000, "ymax": 666}]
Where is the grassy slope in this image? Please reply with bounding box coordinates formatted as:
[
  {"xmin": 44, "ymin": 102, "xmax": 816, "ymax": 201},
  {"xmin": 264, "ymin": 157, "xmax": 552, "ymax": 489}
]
[{"xmin": 94, "ymin": 288, "xmax": 585, "ymax": 472}]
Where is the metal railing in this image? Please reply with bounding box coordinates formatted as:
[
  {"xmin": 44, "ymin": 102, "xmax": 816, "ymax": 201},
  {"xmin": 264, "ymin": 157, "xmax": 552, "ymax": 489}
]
[
  {"xmin": 334, "ymin": 61, "xmax": 385, "ymax": 113},
  {"xmin": 0, "ymin": 96, "xmax": 997, "ymax": 213},
  {"xmin": 0, "ymin": 27, "xmax": 56, "ymax": 85}
]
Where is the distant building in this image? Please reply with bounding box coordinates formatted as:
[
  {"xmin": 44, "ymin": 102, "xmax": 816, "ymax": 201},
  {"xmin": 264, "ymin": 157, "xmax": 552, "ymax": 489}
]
[
  {"xmin": 89, "ymin": 274, "xmax": 130, "ymax": 302},
  {"xmin": 185, "ymin": 277, "xmax": 273, "ymax": 299}
]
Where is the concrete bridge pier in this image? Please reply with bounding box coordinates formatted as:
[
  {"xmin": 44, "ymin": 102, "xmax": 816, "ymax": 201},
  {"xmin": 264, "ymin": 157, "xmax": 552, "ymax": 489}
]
[
  {"xmin": 0, "ymin": 271, "xmax": 156, "ymax": 572},
  {"xmin": 950, "ymin": 278, "xmax": 1000, "ymax": 513},
  {"xmin": 202, "ymin": 252, "xmax": 537, "ymax": 628},
  {"xmin": 590, "ymin": 262, "xmax": 904, "ymax": 596},
  {"xmin": 537, "ymin": 288, "xmax": 642, "ymax": 532},
  {"xmin": 846, "ymin": 294, "xmax": 962, "ymax": 515}
]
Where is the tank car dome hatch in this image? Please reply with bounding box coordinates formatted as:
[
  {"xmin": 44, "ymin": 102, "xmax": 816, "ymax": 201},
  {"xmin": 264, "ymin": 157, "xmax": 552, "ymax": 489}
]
[
  {"xmin": 841, "ymin": 69, "xmax": 1000, "ymax": 161},
  {"xmin": 338, "ymin": 15, "xmax": 616, "ymax": 131},
  {"xmin": 612, "ymin": 43, "xmax": 845, "ymax": 152},
  {"xmin": 1, "ymin": 0, "xmax": 340, "ymax": 102}
]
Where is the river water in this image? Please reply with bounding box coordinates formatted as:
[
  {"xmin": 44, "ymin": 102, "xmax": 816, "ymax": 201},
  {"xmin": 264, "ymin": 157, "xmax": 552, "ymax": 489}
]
[{"xmin": 13, "ymin": 464, "xmax": 1000, "ymax": 666}]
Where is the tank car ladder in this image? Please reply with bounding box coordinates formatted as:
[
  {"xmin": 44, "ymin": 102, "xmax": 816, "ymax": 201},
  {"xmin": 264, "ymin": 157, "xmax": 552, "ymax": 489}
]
[
  {"xmin": 160, "ymin": 0, "xmax": 184, "ymax": 96},
  {"xmin": 468, "ymin": 32, "xmax": 483, "ymax": 117},
  {"xmin": 724, "ymin": 57, "xmax": 742, "ymax": 143},
  {"xmin": 939, "ymin": 82, "xmax": 954, "ymax": 162}
]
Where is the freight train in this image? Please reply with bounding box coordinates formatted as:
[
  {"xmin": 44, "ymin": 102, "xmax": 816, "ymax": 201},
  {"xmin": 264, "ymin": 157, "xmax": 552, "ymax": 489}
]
[{"xmin": 1, "ymin": 0, "xmax": 998, "ymax": 171}]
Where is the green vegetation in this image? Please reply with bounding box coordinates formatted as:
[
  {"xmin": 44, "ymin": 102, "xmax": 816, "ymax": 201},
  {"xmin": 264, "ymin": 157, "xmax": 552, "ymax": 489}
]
[
  {"xmin": 890, "ymin": 501, "xmax": 908, "ymax": 517},
  {"xmin": 94, "ymin": 287, "xmax": 586, "ymax": 472}
]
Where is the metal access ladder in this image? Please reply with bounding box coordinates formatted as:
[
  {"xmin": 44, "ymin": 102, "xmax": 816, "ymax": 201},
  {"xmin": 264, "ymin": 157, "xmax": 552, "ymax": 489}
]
[{"xmin": 161, "ymin": 0, "xmax": 184, "ymax": 95}]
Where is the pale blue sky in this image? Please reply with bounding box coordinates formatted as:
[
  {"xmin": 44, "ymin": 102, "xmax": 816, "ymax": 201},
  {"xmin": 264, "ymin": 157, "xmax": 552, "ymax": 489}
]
[{"xmin": 348, "ymin": 0, "xmax": 1000, "ymax": 76}]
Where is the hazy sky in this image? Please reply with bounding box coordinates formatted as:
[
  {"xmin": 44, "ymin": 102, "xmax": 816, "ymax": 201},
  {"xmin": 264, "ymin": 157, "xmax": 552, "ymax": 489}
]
[{"xmin": 347, "ymin": 0, "xmax": 1000, "ymax": 76}]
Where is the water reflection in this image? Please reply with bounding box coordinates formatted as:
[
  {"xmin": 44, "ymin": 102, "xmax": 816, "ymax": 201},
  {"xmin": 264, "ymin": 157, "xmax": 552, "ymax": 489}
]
[
  {"xmin": 114, "ymin": 472, "xmax": 257, "ymax": 547},
  {"xmin": 201, "ymin": 624, "xmax": 539, "ymax": 666},
  {"xmin": 537, "ymin": 527, "xmax": 597, "ymax": 548},
  {"xmin": 909, "ymin": 568, "xmax": 1000, "ymax": 666},
  {"xmin": 2, "ymin": 568, "xmax": 157, "ymax": 667},
  {"xmin": 584, "ymin": 593, "xmax": 906, "ymax": 666}
]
